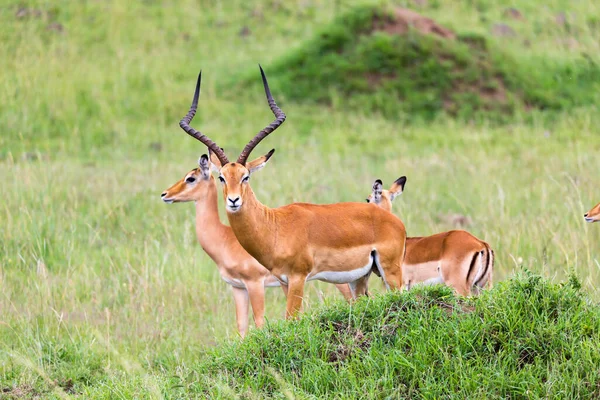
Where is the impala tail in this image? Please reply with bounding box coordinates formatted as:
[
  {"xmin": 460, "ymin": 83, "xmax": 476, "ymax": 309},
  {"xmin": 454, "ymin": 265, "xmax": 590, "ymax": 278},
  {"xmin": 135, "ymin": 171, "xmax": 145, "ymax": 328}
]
[{"xmin": 471, "ymin": 243, "xmax": 494, "ymax": 294}]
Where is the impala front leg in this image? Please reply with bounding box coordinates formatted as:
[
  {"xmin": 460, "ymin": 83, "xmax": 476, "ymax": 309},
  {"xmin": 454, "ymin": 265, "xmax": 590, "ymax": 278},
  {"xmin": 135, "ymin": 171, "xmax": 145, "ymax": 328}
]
[
  {"xmin": 280, "ymin": 283, "xmax": 289, "ymax": 297},
  {"xmin": 231, "ymin": 287, "xmax": 250, "ymax": 337},
  {"xmin": 285, "ymin": 275, "xmax": 307, "ymax": 319},
  {"xmin": 246, "ymin": 280, "xmax": 266, "ymax": 329},
  {"xmin": 334, "ymin": 284, "xmax": 354, "ymax": 302}
]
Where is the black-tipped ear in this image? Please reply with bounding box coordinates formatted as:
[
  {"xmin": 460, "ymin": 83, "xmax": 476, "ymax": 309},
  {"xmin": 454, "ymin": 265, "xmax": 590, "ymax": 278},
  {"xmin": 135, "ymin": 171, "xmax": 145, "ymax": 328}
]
[
  {"xmin": 389, "ymin": 176, "xmax": 406, "ymax": 201},
  {"xmin": 373, "ymin": 179, "xmax": 383, "ymax": 191},
  {"xmin": 198, "ymin": 154, "xmax": 209, "ymax": 167},
  {"xmin": 208, "ymin": 148, "xmax": 224, "ymax": 172},
  {"xmin": 247, "ymin": 149, "xmax": 275, "ymax": 174},
  {"xmin": 198, "ymin": 154, "xmax": 210, "ymax": 178},
  {"xmin": 394, "ymin": 176, "xmax": 407, "ymax": 191},
  {"xmin": 265, "ymin": 149, "xmax": 275, "ymax": 161},
  {"xmin": 371, "ymin": 179, "xmax": 383, "ymax": 203}
]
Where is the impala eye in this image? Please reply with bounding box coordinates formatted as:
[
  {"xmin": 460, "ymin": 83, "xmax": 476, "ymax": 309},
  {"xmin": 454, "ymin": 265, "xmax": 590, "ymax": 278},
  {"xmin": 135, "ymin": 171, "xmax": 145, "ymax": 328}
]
[
  {"xmin": 218, "ymin": 176, "xmax": 225, "ymax": 183},
  {"xmin": 186, "ymin": 176, "xmax": 196, "ymax": 183},
  {"xmin": 242, "ymin": 176, "xmax": 249, "ymax": 183}
]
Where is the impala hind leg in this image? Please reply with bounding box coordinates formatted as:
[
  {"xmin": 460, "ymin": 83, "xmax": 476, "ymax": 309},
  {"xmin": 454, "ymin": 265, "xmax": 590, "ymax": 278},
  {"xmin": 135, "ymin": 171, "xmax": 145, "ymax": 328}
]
[
  {"xmin": 375, "ymin": 251, "xmax": 403, "ymax": 291},
  {"xmin": 246, "ymin": 280, "xmax": 266, "ymax": 329},
  {"xmin": 348, "ymin": 273, "xmax": 371, "ymax": 299},
  {"xmin": 285, "ymin": 275, "xmax": 307, "ymax": 319},
  {"xmin": 442, "ymin": 258, "xmax": 471, "ymax": 297},
  {"xmin": 231, "ymin": 287, "xmax": 250, "ymax": 337}
]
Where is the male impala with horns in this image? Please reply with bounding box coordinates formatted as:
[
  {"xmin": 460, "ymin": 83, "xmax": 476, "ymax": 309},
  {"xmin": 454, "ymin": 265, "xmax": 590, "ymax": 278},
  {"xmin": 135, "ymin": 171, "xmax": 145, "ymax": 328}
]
[{"xmin": 178, "ymin": 66, "xmax": 407, "ymax": 318}]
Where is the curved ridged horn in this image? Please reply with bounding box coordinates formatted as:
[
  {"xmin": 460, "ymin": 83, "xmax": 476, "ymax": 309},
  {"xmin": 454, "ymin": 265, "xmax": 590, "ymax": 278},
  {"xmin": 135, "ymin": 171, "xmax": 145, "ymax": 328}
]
[
  {"xmin": 237, "ymin": 65, "xmax": 286, "ymax": 165},
  {"xmin": 179, "ymin": 71, "xmax": 229, "ymax": 166}
]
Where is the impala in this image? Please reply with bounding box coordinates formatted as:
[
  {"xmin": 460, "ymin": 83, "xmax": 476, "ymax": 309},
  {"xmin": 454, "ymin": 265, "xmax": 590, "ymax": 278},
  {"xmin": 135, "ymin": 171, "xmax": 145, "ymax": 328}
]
[
  {"xmin": 161, "ymin": 155, "xmax": 283, "ymax": 337},
  {"xmin": 584, "ymin": 202, "xmax": 600, "ymax": 223},
  {"xmin": 178, "ymin": 66, "xmax": 407, "ymax": 317},
  {"xmin": 367, "ymin": 177, "xmax": 493, "ymax": 296}
]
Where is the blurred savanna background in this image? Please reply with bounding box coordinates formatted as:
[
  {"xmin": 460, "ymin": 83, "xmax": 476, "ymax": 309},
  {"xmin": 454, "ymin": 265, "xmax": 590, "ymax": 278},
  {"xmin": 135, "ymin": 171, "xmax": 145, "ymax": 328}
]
[{"xmin": 1, "ymin": 0, "xmax": 600, "ymax": 397}]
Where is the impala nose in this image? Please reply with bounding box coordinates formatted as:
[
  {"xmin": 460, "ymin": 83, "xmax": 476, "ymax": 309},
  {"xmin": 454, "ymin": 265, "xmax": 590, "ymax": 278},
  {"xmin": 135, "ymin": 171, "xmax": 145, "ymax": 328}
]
[
  {"xmin": 228, "ymin": 197, "xmax": 240, "ymax": 206},
  {"xmin": 161, "ymin": 192, "xmax": 167, "ymax": 198},
  {"xmin": 584, "ymin": 213, "xmax": 588, "ymax": 218}
]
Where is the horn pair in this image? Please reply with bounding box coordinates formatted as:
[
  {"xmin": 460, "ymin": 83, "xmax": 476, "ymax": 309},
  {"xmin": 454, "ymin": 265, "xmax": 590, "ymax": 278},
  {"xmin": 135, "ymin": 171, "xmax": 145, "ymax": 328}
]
[{"xmin": 178, "ymin": 66, "xmax": 286, "ymax": 165}]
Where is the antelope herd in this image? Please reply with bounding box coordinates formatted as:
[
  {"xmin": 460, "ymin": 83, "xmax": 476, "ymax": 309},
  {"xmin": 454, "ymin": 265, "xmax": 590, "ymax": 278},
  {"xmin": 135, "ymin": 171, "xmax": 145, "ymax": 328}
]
[{"xmin": 161, "ymin": 66, "xmax": 595, "ymax": 337}]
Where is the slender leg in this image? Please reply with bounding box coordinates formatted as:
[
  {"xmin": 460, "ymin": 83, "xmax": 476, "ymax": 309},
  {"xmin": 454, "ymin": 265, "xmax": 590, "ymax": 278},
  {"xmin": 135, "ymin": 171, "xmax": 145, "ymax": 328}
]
[
  {"xmin": 231, "ymin": 286, "xmax": 249, "ymax": 337},
  {"xmin": 375, "ymin": 247, "xmax": 404, "ymax": 292},
  {"xmin": 280, "ymin": 283, "xmax": 289, "ymax": 297},
  {"xmin": 279, "ymin": 283, "xmax": 289, "ymax": 319},
  {"xmin": 285, "ymin": 275, "xmax": 307, "ymax": 319},
  {"xmin": 352, "ymin": 273, "xmax": 371, "ymax": 297},
  {"xmin": 246, "ymin": 280, "xmax": 266, "ymax": 329},
  {"xmin": 380, "ymin": 260, "xmax": 403, "ymax": 291},
  {"xmin": 347, "ymin": 281, "xmax": 357, "ymax": 300},
  {"xmin": 334, "ymin": 284, "xmax": 353, "ymax": 302}
]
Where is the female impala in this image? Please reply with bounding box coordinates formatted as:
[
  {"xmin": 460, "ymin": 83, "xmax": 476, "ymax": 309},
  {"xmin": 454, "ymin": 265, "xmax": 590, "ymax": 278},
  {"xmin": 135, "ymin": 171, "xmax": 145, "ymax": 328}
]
[
  {"xmin": 367, "ymin": 178, "xmax": 494, "ymax": 295},
  {"xmin": 584, "ymin": 202, "xmax": 600, "ymax": 223},
  {"xmin": 178, "ymin": 66, "xmax": 407, "ymax": 318},
  {"xmin": 161, "ymin": 155, "xmax": 282, "ymax": 337}
]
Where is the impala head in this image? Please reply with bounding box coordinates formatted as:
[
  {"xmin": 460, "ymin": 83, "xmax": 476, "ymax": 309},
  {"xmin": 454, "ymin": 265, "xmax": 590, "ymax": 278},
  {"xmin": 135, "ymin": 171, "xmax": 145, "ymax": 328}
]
[
  {"xmin": 584, "ymin": 202, "xmax": 600, "ymax": 223},
  {"xmin": 161, "ymin": 154, "xmax": 217, "ymax": 203},
  {"xmin": 176, "ymin": 65, "xmax": 286, "ymax": 213},
  {"xmin": 366, "ymin": 176, "xmax": 407, "ymax": 212},
  {"xmin": 208, "ymin": 149, "xmax": 275, "ymax": 213}
]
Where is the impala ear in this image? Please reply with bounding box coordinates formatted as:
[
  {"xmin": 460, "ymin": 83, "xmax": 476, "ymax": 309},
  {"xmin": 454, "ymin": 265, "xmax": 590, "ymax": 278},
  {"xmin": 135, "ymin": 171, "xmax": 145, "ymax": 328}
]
[
  {"xmin": 247, "ymin": 149, "xmax": 275, "ymax": 174},
  {"xmin": 208, "ymin": 148, "xmax": 223, "ymax": 173},
  {"xmin": 389, "ymin": 176, "xmax": 406, "ymax": 201},
  {"xmin": 372, "ymin": 179, "xmax": 383, "ymax": 203},
  {"xmin": 197, "ymin": 154, "xmax": 210, "ymax": 179}
]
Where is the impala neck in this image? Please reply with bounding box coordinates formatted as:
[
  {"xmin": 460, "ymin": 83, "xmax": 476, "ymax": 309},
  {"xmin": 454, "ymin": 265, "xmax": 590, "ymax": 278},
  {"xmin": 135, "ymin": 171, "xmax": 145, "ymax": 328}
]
[
  {"xmin": 194, "ymin": 178, "xmax": 228, "ymax": 259},
  {"xmin": 226, "ymin": 185, "xmax": 276, "ymax": 264}
]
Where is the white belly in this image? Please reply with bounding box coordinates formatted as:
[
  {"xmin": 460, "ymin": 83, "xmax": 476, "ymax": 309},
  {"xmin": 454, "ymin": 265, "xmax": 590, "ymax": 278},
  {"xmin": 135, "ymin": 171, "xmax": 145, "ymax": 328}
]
[
  {"xmin": 222, "ymin": 276, "xmax": 281, "ymax": 288},
  {"xmin": 264, "ymin": 279, "xmax": 281, "ymax": 288},
  {"xmin": 419, "ymin": 276, "xmax": 445, "ymax": 286},
  {"xmin": 221, "ymin": 276, "xmax": 246, "ymax": 288},
  {"xmin": 307, "ymin": 257, "xmax": 373, "ymax": 284}
]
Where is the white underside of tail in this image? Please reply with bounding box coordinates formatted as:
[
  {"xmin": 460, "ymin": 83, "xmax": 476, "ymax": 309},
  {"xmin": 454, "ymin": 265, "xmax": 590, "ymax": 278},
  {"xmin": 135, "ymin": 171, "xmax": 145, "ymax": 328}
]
[{"xmin": 471, "ymin": 253, "xmax": 485, "ymax": 286}]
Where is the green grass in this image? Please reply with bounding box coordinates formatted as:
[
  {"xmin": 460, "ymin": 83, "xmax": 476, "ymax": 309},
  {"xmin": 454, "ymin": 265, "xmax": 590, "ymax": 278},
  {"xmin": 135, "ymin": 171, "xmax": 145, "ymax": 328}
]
[{"xmin": 1, "ymin": 0, "xmax": 600, "ymax": 397}]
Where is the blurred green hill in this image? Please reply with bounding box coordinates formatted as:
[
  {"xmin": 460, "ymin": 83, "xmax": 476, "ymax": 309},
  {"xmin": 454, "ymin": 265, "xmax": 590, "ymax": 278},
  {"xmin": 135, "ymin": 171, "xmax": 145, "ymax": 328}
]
[{"xmin": 238, "ymin": 5, "xmax": 600, "ymax": 121}]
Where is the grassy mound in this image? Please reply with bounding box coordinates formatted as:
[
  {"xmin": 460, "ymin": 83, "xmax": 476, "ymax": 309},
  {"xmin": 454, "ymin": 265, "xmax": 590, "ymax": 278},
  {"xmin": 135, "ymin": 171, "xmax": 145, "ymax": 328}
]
[
  {"xmin": 250, "ymin": 6, "xmax": 600, "ymax": 121},
  {"xmin": 196, "ymin": 273, "xmax": 600, "ymax": 398}
]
